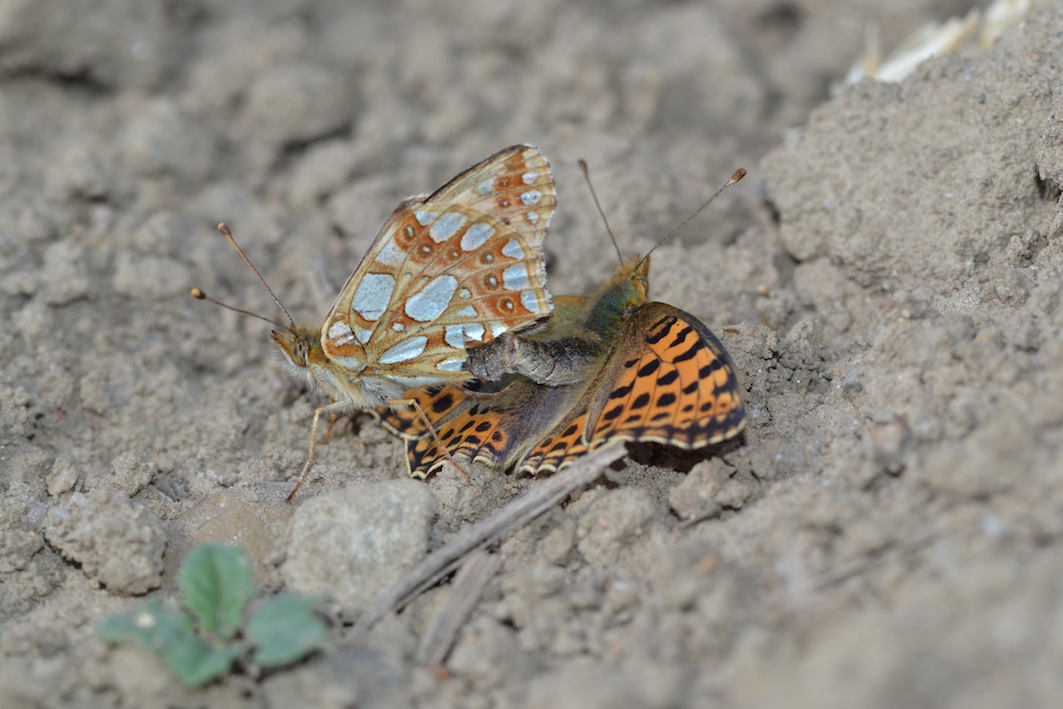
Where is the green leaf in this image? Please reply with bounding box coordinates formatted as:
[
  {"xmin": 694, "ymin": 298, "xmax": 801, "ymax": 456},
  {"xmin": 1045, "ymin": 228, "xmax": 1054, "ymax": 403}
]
[
  {"xmin": 98, "ymin": 600, "xmax": 238, "ymax": 687},
  {"xmin": 162, "ymin": 635, "xmax": 242, "ymax": 688},
  {"xmin": 246, "ymin": 593, "xmax": 327, "ymax": 668},
  {"xmin": 98, "ymin": 600, "xmax": 194, "ymax": 649},
  {"xmin": 99, "ymin": 546, "xmax": 321, "ymax": 686},
  {"xmin": 179, "ymin": 544, "xmax": 255, "ymax": 641}
]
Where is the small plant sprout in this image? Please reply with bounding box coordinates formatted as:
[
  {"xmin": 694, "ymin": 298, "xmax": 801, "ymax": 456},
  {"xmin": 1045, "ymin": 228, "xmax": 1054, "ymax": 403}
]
[{"xmin": 99, "ymin": 544, "xmax": 326, "ymax": 687}]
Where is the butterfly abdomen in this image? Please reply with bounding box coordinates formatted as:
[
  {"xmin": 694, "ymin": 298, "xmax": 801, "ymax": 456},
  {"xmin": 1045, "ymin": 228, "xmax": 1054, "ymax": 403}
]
[{"xmin": 466, "ymin": 333, "xmax": 602, "ymax": 386}]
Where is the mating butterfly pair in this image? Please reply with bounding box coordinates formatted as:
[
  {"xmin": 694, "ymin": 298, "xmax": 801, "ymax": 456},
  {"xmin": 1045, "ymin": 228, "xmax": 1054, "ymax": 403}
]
[
  {"xmin": 203, "ymin": 145, "xmax": 745, "ymax": 495},
  {"xmin": 378, "ymin": 251, "xmax": 747, "ymax": 477}
]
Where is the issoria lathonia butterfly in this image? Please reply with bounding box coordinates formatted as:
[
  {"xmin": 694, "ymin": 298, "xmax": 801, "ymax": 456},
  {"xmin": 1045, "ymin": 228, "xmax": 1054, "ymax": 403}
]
[
  {"xmin": 203, "ymin": 145, "xmax": 557, "ymax": 498},
  {"xmin": 376, "ymin": 168, "xmax": 747, "ymax": 477}
]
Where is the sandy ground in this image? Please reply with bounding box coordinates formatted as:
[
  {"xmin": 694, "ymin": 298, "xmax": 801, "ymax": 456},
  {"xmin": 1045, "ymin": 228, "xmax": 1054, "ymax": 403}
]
[{"xmin": 2, "ymin": 0, "xmax": 1062, "ymax": 707}]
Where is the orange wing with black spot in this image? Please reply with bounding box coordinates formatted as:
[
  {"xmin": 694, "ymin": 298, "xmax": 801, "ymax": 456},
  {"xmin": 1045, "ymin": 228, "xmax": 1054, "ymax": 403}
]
[
  {"xmin": 376, "ymin": 376, "xmax": 576, "ymax": 478},
  {"xmin": 378, "ymin": 301, "xmax": 745, "ymax": 477},
  {"xmin": 520, "ymin": 302, "xmax": 745, "ymax": 473}
]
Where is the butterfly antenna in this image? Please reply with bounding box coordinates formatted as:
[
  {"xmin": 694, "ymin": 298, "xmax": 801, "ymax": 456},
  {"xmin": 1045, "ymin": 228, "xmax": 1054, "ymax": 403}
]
[
  {"xmin": 578, "ymin": 159, "xmax": 625, "ymax": 267},
  {"xmin": 214, "ymin": 222, "xmax": 297, "ymax": 327},
  {"xmin": 639, "ymin": 168, "xmax": 747, "ymax": 266},
  {"xmin": 190, "ymin": 287, "xmax": 291, "ymax": 331}
]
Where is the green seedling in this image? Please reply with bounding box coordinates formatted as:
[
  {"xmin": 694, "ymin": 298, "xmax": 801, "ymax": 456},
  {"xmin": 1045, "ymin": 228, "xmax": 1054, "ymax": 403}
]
[{"xmin": 99, "ymin": 544, "xmax": 326, "ymax": 687}]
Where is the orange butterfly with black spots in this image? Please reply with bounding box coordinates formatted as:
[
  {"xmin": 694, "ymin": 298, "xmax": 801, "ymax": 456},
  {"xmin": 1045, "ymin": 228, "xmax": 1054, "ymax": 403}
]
[{"xmin": 377, "ymin": 236, "xmax": 747, "ymax": 476}]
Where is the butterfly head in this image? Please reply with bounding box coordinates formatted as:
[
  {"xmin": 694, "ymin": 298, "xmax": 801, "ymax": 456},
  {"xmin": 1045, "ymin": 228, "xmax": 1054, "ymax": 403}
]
[
  {"xmin": 271, "ymin": 325, "xmax": 325, "ymax": 375},
  {"xmin": 271, "ymin": 323, "xmax": 383, "ymax": 407},
  {"xmin": 627, "ymin": 256, "xmax": 650, "ymax": 301},
  {"xmin": 609, "ymin": 255, "xmax": 650, "ymax": 309},
  {"xmin": 580, "ymin": 256, "xmax": 650, "ymax": 338}
]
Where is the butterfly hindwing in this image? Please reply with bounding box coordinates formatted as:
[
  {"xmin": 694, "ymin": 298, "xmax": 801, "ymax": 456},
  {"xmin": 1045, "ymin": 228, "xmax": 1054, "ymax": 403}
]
[
  {"xmin": 428, "ymin": 144, "xmax": 556, "ymax": 247},
  {"xmin": 320, "ymin": 145, "xmax": 556, "ymax": 387}
]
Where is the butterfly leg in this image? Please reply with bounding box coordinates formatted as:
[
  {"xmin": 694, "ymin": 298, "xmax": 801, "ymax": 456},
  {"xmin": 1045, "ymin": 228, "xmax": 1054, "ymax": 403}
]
[
  {"xmin": 320, "ymin": 413, "xmax": 342, "ymax": 444},
  {"xmin": 287, "ymin": 401, "xmax": 348, "ymax": 503},
  {"xmin": 388, "ymin": 397, "xmax": 472, "ymax": 483}
]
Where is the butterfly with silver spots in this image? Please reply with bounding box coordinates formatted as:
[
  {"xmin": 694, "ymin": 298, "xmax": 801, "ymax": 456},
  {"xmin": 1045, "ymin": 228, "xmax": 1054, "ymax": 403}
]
[{"xmin": 257, "ymin": 145, "xmax": 556, "ymax": 498}]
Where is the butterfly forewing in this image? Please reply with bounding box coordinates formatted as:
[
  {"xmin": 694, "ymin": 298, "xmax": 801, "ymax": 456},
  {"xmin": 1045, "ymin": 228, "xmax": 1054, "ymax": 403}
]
[
  {"xmin": 586, "ymin": 303, "xmax": 746, "ymax": 448},
  {"xmin": 378, "ymin": 385, "xmax": 466, "ymax": 441},
  {"xmin": 377, "ymin": 377, "xmax": 578, "ymax": 478},
  {"xmin": 378, "ymin": 384, "xmax": 501, "ymax": 478},
  {"xmin": 321, "ymin": 145, "xmax": 556, "ymax": 388}
]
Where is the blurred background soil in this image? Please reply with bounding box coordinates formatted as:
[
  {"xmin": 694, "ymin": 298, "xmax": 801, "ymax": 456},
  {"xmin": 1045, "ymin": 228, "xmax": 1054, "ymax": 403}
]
[{"xmin": 2, "ymin": 1, "xmax": 1062, "ymax": 707}]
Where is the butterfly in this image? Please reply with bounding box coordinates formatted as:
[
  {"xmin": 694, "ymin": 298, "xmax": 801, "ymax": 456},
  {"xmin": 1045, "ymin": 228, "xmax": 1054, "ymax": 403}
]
[
  {"xmin": 376, "ymin": 249, "xmax": 747, "ymax": 478},
  {"xmin": 198, "ymin": 145, "xmax": 557, "ymax": 499}
]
